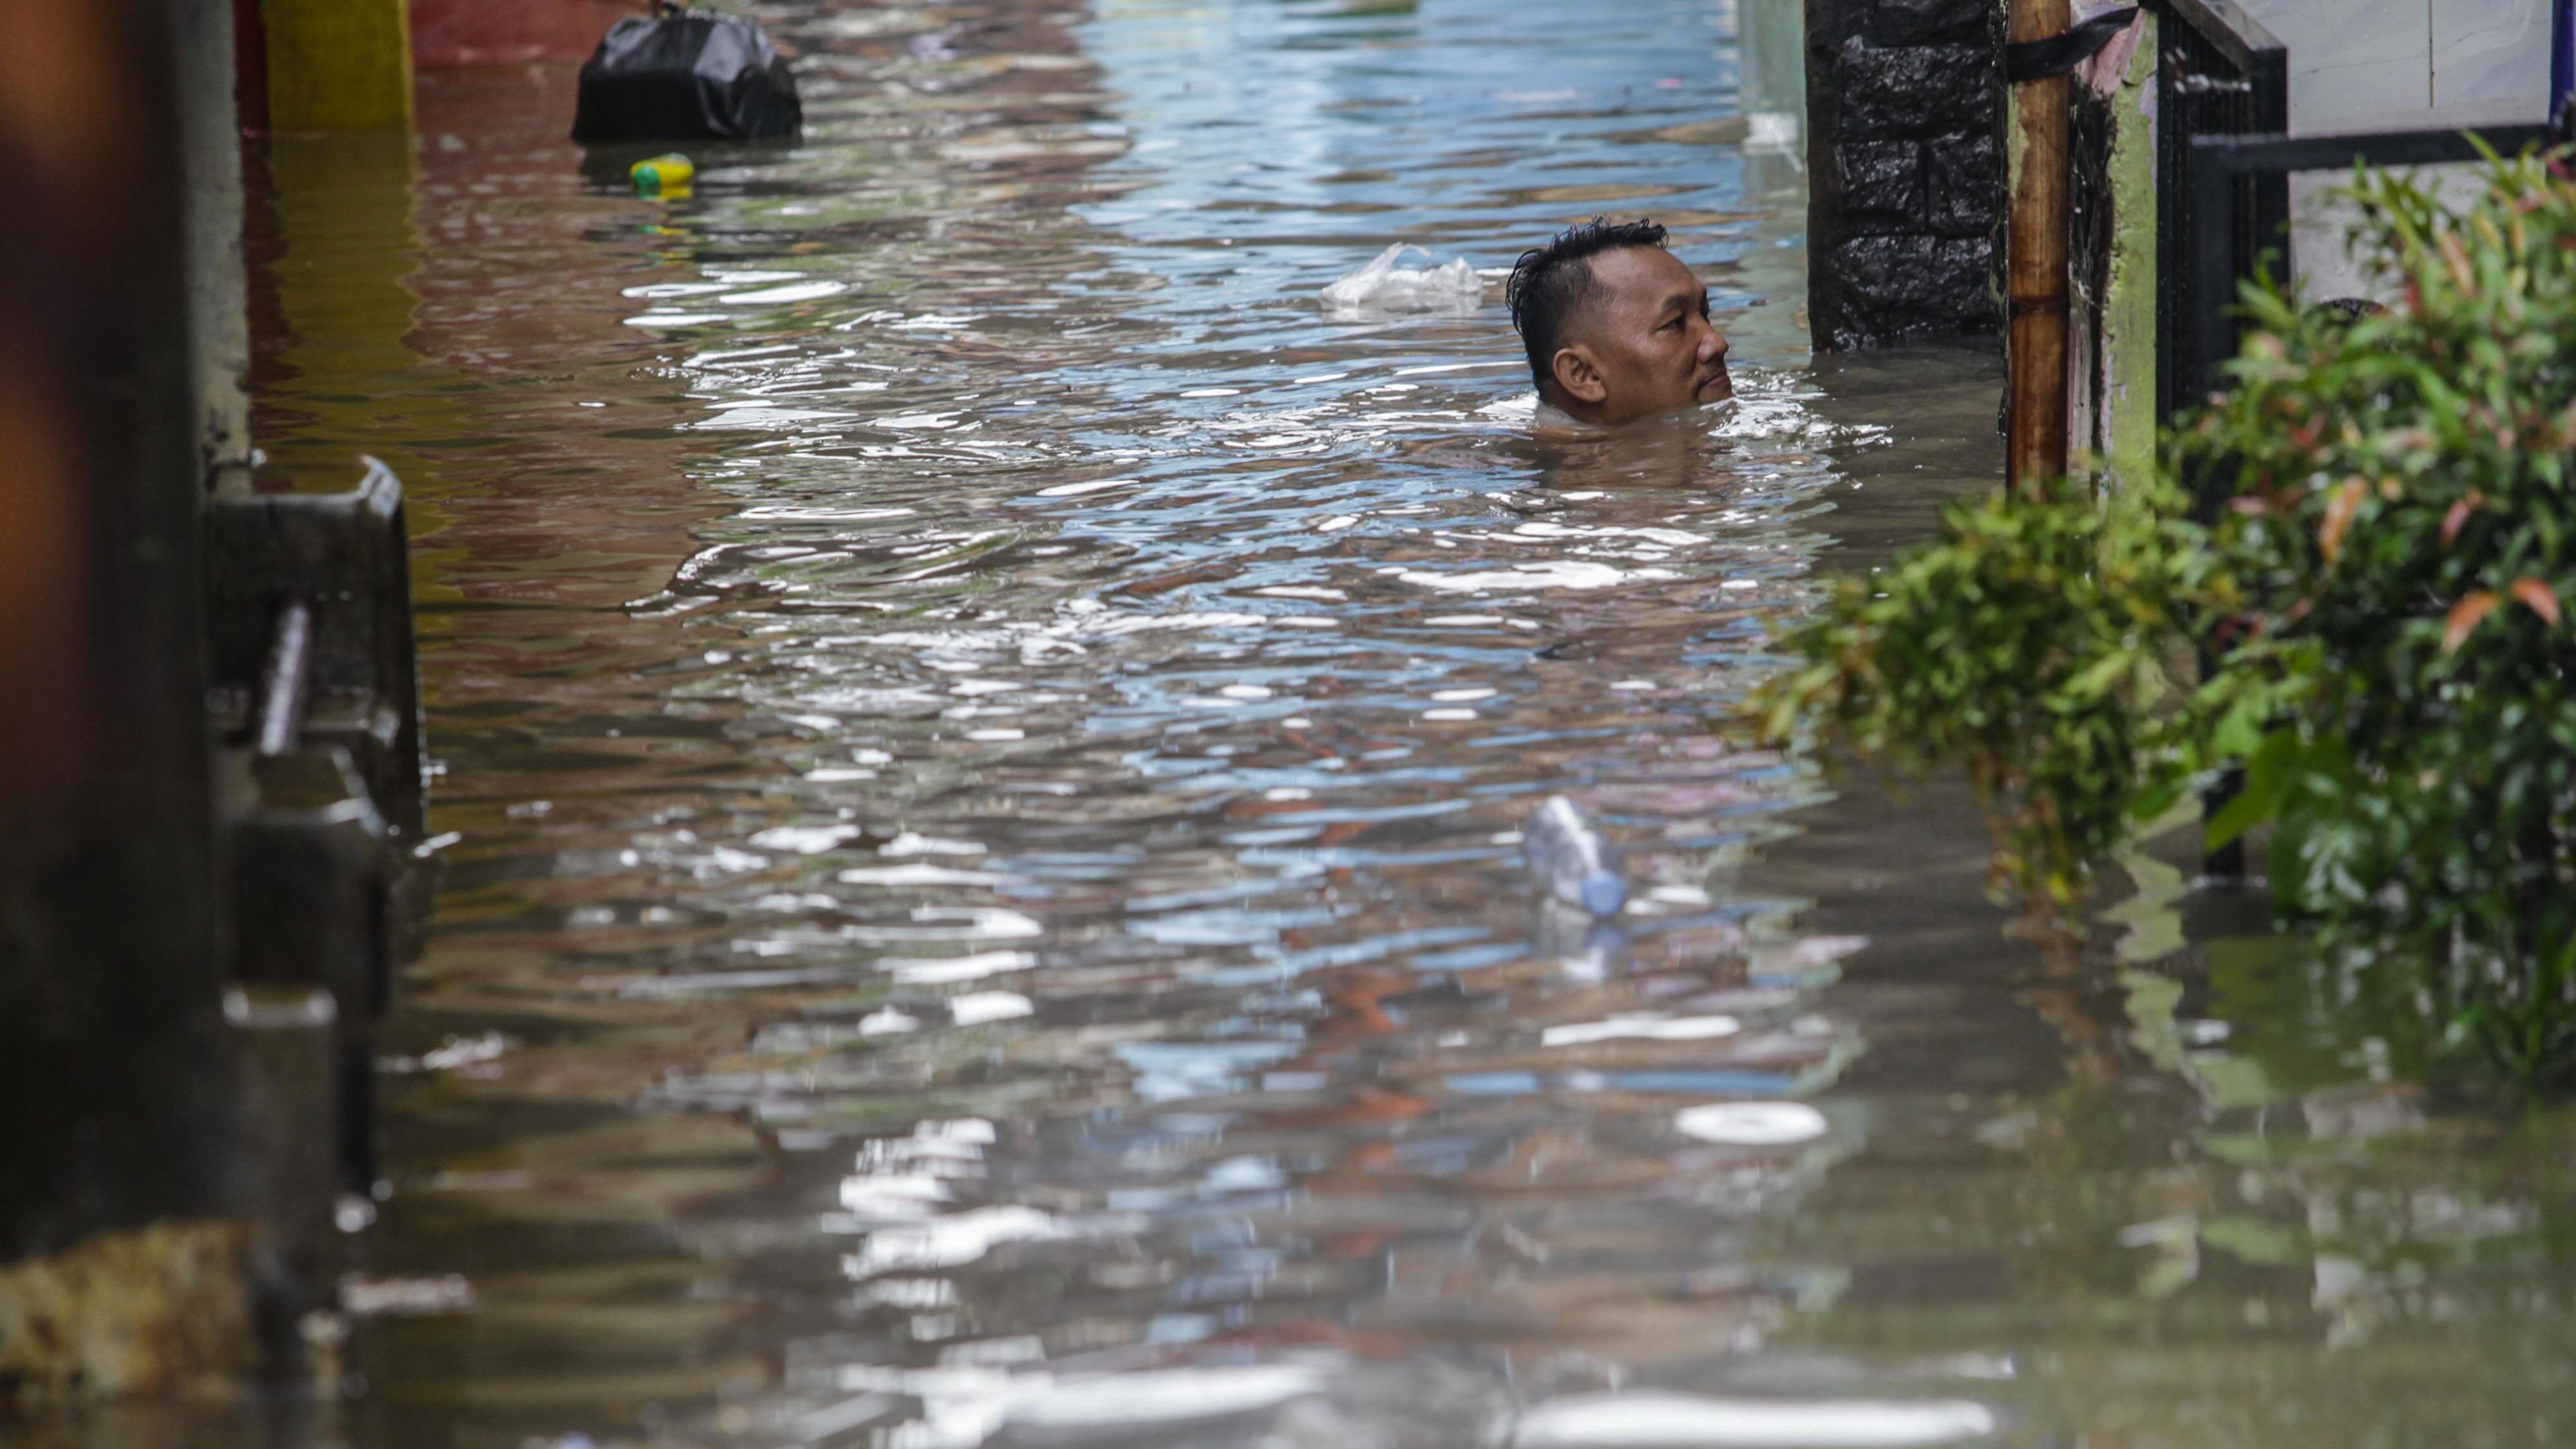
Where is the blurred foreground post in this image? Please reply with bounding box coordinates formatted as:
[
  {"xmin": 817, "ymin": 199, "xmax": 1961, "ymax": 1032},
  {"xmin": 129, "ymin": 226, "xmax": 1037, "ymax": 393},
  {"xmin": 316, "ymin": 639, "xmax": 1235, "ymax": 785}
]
[
  {"xmin": 0, "ymin": 0, "xmax": 426, "ymax": 1405},
  {"xmin": 0, "ymin": 0, "xmax": 254, "ymax": 1401}
]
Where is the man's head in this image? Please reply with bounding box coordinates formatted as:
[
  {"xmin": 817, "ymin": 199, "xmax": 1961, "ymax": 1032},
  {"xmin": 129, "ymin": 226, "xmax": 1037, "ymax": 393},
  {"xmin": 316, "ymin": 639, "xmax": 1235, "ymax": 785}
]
[{"xmin": 1506, "ymin": 218, "xmax": 1732, "ymax": 426}]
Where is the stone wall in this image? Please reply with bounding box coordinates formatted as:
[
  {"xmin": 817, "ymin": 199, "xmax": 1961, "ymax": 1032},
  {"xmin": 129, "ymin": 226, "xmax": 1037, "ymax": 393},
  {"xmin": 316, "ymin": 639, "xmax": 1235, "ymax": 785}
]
[{"xmin": 1805, "ymin": 0, "xmax": 2002, "ymax": 350}]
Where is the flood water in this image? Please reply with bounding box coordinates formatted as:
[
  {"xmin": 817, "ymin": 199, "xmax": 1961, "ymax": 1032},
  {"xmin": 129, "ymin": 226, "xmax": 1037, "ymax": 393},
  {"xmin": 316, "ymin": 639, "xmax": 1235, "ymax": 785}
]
[{"xmin": 157, "ymin": 0, "xmax": 2576, "ymax": 1444}]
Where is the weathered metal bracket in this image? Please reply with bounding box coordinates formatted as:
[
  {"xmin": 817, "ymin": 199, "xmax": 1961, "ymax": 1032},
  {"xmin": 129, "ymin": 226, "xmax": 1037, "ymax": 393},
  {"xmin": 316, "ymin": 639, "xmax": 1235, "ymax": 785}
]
[
  {"xmin": 205, "ymin": 458, "xmax": 425, "ymax": 845},
  {"xmin": 2005, "ymin": 6, "xmax": 2141, "ymax": 83},
  {"xmin": 228, "ymin": 746, "xmax": 392, "ymax": 1198},
  {"xmin": 224, "ymin": 981, "xmax": 342, "ymax": 1355}
]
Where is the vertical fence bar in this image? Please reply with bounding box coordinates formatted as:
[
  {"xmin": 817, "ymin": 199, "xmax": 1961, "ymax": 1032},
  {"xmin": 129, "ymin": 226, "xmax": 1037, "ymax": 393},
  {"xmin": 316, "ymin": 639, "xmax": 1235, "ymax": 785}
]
[
  {"xmin": 2555, "ymin": 0, "xmax": 2573, "ymax": 121},
  {"xmin": 2150, "ymin": 0, "xmax": 2288, "ymax": 426},
  {"xmin": 2145, "ymin": 0, "xmax": 2286, "ymax": 884}
]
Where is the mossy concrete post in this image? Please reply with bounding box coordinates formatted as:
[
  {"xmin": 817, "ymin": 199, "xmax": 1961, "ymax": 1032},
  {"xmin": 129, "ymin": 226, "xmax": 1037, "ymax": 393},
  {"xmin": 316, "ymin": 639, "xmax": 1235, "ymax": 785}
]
[
  {"xmin": 1804, "ymin": 0, "xmax": 2006, "ymax": 348},
  {"xmin": 2058, "ymin": 8, "xmax": 2160, "ymax": 490}
]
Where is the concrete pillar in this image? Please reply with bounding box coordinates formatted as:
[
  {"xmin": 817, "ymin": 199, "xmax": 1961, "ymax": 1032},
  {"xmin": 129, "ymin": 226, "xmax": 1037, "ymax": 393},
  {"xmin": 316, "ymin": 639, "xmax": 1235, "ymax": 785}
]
[
  {"xmin": 177, "ymin": 0, "xmax": 256, "ymax": 497},
  {"xmin": 2065, "ymin": 12, "xmax": 2161, "ymax": 488},
  {"xmin": 1804, "ymin": 0, "xmax": 2005, "ymax": 350},
  {"xmin": 0, "ymin": 0, "xmax": 239, "ymax": 1358}
]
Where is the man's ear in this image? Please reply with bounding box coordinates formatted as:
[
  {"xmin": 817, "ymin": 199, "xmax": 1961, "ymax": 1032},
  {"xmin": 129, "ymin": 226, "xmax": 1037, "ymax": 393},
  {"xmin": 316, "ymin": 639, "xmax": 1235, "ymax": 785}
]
[{"xmin": 1550, "ymin": 345, "xmax": 1607, "ymax": 405}]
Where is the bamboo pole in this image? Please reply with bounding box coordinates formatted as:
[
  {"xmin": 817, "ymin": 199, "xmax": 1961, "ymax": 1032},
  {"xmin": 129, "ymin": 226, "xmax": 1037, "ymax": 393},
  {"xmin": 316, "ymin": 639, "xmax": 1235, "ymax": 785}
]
[{"xmin": 2005, "ymin": 0, "xmax": 2072, "ymax": 493}]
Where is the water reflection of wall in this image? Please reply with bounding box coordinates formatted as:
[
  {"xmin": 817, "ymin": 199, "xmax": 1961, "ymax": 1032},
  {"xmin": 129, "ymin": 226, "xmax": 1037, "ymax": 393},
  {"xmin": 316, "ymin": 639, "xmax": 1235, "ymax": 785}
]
[
  {"xmin": 245, "ymin": 63, "xmax": 731, "ymax": 766},
  {"xmin": 249, "ymin": 133, "xmax": 429, "ymax": 495},
  {"xmin": 401, "ymin": 64, "xmax": 730, "ymax": 620},
  {"xmin": 1734, "ymin": 0, "xmax": 1804, "ymax": 193},
  {"xmin": 1730, "ymin": 0, "xmax": 1814, "ymax": 365}
]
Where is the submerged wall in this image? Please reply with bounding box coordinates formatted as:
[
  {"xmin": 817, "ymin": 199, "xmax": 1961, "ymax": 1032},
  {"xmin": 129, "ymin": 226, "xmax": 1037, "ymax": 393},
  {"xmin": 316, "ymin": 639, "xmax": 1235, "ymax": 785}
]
[{"xmin": 1804, "ymin": 0, "xmax": 2003, "ymax": 350}]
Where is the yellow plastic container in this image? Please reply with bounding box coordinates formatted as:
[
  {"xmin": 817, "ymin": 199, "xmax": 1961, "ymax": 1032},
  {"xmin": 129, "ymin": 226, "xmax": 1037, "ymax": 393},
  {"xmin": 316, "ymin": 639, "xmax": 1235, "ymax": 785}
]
[{"xmin": 630, "ymin": 153, "xmax": 696, "ymax": 194}]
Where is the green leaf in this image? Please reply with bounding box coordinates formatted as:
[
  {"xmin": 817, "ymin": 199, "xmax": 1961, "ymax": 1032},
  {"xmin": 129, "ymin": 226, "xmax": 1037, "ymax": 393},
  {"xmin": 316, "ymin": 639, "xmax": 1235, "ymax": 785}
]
[{"xmin": 2206, "ymin": 726, "xmax": 2304, "ymax": 849}]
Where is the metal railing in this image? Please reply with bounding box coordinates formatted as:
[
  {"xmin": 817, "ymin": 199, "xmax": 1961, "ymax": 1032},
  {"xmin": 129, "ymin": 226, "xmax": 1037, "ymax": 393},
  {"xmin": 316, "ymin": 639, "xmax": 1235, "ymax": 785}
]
[
  {"xmin": 2183, "ymin": 124, "xmax": 2559, "ymax": 383},
  {"xmin": 2152, "ymin": 0, "xmax": 2564, "ymax": 420}
]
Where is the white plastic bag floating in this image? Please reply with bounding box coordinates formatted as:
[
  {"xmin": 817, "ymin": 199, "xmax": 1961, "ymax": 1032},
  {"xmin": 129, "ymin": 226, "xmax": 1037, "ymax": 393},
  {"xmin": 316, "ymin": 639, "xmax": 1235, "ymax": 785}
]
[{"xmin": 1320, "ymin": 242, "xmax": 1483, "ymax": 314}]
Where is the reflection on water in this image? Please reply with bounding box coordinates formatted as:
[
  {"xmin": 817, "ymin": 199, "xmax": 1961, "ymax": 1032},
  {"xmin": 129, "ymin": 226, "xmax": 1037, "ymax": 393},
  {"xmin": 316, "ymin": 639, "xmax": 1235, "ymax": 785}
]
[{"xmin": 201, "ymin": 0, "xmax": 2576, "ymax": 1444}]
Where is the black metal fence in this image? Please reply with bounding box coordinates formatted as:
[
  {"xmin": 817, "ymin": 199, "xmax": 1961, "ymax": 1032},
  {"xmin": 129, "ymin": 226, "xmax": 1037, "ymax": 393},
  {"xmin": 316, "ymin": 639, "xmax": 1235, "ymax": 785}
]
[
  {"xmin": 2137, "ymin": 4, "xmax": 2559, "ymax": 876},
  {"xmin": 2146, "ymin": 0, "xmax": 2286, "ymax": 426},
  {"xmin": 2183, "ymin": 124, "xmax": 2559, "ymax": 381},
  {"xmin": 2150, "ymin": 0, "xmax": 2564, "ymax": 422}
]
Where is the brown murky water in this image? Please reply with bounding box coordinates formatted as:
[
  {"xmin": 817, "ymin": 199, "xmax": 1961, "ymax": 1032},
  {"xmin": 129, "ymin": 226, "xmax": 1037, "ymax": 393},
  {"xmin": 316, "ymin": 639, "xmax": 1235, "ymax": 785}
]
[{"xmin": 66, "ymin": 0, "xmax": 2576, "ymax": 1444}]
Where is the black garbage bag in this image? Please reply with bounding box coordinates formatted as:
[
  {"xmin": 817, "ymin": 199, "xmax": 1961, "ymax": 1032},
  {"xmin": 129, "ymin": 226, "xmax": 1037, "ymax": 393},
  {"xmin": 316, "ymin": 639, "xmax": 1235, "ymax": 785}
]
[{"xmin": 573, "ymin": 6, "xmax": 800, "ymax": 144}]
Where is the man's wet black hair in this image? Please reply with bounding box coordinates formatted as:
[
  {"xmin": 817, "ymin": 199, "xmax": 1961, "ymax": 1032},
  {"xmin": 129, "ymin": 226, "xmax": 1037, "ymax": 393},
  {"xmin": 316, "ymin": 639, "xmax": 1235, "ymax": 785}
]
[{"xmin": 1506, "ymin": 217, "xmax": 1671, "ymax": 391}]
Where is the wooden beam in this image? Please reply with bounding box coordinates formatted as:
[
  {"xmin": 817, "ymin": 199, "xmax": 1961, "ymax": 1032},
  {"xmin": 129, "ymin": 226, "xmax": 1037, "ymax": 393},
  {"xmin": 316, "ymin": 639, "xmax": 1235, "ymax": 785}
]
[{"xmin": 2007, "ymin": 0, "xmax": 2072, "ymax": 493}]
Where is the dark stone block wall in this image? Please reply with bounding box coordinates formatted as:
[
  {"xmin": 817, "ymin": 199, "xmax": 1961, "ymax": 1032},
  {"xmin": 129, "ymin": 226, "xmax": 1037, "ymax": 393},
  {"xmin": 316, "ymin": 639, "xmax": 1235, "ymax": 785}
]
[{"xmin": 1806, "ymin": 0, "xmax": 2003, "ymax": 350}]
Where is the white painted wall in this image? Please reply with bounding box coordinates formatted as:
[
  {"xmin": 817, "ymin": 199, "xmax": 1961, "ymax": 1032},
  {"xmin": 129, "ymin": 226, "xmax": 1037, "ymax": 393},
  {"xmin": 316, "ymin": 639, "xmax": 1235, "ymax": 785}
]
[
  {"xmin": 2244, "ymin": 0, "xmax": 2550, "ymax": 132},
  {"xmin": 2433, "ymin": 0, "xmax": 2555, "ymax": 120},
  {"xmin": 2237, "ymin": 0, "xmax": 2553, "ymax": 299}
]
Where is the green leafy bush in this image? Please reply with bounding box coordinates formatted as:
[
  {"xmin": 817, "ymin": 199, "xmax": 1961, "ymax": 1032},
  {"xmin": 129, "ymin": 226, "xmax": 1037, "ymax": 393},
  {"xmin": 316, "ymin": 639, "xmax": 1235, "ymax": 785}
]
[
  {"xmin": 1761, "ymin": 150, "xmax": 2576, "ymax": 1079},
  {"xmin": 1759, "ymin": 474, "xmax": 2217, "ymax": 907},
  {"xmin": 2177, "ymin": 152, "xmax": 2576, "ymax": 1075}
]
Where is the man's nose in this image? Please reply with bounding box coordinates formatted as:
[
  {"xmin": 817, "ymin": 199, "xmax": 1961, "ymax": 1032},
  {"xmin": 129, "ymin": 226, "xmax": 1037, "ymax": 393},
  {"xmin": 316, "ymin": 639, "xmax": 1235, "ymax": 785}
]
[{"xmin": 1696, "ymin": 320, "xmax": 1728, "ymax": 363}]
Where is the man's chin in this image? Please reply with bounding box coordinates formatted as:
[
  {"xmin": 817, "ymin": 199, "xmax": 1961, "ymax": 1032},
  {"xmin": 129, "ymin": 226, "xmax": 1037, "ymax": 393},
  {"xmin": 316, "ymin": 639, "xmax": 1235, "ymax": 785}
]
[{"xmin": 1580, "ymin": 381, "xmax": 1736, "ymax": 426}]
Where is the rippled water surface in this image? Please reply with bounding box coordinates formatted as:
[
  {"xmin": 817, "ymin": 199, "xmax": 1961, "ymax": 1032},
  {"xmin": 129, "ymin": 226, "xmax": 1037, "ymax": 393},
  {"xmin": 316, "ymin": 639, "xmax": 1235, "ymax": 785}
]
[{"xmin": 186, "ymin": 0, "xmax": 2576, "ymax": 1445}]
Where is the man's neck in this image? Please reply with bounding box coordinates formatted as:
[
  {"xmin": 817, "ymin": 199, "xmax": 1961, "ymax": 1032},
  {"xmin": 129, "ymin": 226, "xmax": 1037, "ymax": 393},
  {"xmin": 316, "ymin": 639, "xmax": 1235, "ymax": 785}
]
[{"xmin": 1535, "ymin": 389, "xmax": 1606, "ymax": 428}]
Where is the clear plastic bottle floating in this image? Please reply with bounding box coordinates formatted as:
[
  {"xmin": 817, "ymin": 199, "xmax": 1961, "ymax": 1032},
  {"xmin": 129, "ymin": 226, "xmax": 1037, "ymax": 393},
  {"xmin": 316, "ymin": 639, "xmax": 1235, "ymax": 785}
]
[
  {"xmin": 630, "ymin": 153, "xmax": 695, "ymax": 195},
  {"xmin": 1522, "ymin": 795, "xmax": 1625, "ymax": 917},
  {"xmin": 1319, "ymin": 242, "xmax": 1482, "ymax": 314}
]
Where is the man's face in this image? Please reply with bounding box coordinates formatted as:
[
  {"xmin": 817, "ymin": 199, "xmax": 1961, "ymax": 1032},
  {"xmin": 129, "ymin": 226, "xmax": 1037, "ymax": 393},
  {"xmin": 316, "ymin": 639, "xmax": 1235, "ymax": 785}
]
[{"xmin": 1547, "ymin": 246, "xmax": 1733, "ymax": 425}]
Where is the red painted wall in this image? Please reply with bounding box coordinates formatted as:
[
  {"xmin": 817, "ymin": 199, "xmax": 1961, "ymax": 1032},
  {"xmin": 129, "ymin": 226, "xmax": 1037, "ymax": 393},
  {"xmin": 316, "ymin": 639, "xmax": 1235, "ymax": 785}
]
[
  {"xmin": 233, "ymin": 0, "xmax": 268, "ymax": 129},
  {"xmin": 410, "ymin": 0, "xmax": 639, "ymax": 69}
]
